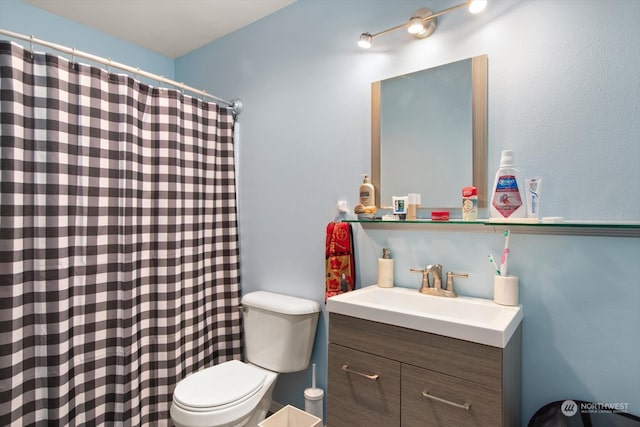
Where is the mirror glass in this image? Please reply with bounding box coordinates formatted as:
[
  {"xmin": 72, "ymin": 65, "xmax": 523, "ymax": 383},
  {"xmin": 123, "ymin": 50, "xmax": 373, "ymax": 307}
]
[{"xmin": 372, "ymin": 55, "xmax": 487, "ymax": 209}]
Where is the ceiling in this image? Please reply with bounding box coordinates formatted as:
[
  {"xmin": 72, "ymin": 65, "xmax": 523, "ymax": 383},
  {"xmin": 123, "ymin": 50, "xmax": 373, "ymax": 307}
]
[{"xmin": 24, "ymin": 0, "xmax": 297, "ymax": 58}]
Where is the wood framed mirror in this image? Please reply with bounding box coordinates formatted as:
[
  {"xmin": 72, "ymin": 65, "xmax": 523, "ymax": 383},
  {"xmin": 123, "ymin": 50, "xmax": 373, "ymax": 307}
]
[{"xmin": 372, "ymin": 55, "xmax": 488, "ymax": 209}]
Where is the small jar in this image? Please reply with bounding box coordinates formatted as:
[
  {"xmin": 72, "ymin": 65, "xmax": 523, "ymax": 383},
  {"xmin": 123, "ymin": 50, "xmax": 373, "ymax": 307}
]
[{"xmin": 462, "ymin": 186, "xmax": 478, "ymax": 221}]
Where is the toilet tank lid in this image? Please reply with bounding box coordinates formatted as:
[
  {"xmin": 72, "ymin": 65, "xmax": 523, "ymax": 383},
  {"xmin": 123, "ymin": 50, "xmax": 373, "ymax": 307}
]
[{"xmin": 242, "ymin": 291, "xmax": 321, "ymax": 315}]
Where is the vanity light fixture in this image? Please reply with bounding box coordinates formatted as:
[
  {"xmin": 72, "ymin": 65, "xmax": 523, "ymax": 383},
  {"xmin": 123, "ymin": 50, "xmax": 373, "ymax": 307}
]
[
  {"xmin": 358, "ymin": 0, "xmax": 487, "ymax": 48},
  {"xmin": 358, "ymin": 33, "xmax": 373, "ymax": 49}
]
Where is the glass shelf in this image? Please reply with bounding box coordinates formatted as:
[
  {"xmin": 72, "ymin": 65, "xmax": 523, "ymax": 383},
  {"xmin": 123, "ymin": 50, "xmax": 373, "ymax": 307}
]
[{"xmin": 343, "ymin": 219, "xmax": 640, "ymax": 237}]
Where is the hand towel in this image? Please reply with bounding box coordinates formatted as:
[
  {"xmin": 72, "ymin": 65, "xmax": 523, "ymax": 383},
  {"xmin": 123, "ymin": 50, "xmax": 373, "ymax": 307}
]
[{"xmin": 325, "ymin": 221, "xmax": 356, "ymax": 301}]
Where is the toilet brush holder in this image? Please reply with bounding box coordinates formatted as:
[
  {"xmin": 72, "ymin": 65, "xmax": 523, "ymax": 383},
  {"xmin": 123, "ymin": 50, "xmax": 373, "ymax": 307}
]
[
  {"xmin": 304, "ymin": 387, "xmax": 323, "ymax": 421},
  {"xmin": 304, "ymin": 363, "xmax": 324, "ymax": 422}
]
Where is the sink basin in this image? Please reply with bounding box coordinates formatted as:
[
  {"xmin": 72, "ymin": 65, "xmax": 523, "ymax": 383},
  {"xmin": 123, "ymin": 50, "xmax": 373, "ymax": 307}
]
[{"xmin": 326, "ymin": 285, "xmax": 522, "ymax": 348}]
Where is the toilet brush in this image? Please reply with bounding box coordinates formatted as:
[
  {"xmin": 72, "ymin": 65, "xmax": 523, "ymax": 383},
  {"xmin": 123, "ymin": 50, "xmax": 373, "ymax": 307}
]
[{"xmin": 304, "ymin": 363, "xmax": 324, "ymax": 422}]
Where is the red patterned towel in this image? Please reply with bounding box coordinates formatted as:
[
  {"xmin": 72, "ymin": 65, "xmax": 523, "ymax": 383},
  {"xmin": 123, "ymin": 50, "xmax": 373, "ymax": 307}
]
[{"xmin": 325, "ymin": 222, "xmax": 356, "ymax": 301}]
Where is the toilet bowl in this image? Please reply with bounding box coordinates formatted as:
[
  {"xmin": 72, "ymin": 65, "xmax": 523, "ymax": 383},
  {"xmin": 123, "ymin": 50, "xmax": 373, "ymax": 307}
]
[
  {"xmin": 170, "ymin": 360, "xmax": 278, "ymax": 427},
  {"xmin": 170, "ymin": 291, "xmax": 321, "ymax": 427}
]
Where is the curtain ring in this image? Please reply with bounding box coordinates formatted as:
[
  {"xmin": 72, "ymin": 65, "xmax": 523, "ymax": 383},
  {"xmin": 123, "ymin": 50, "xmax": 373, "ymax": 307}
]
[
  {"xmin": 29, "ymin": 35, "xmax": 34, "ymax": 58},
  {"xmin": 71, "ymin": 47, "xmax": 76, "ymax": 64}
]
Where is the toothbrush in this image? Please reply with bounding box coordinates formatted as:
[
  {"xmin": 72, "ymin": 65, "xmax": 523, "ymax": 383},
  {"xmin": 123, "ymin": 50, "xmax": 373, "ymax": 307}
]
[
  {"xmin": 500, "ymin": 229, "xmax": 510, "ymax": 276},
  {"xmin": 488, "ymin": 254, "xmax": 501, "ymax": 276}
]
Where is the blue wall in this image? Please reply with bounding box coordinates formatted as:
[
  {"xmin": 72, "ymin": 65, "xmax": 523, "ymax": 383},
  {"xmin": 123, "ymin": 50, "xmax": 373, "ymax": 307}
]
[
  {"xmin": 3, "ymin": 0, "xmax": 639, "ymax": 424},
  {"xmin": 176, "ymin": 0, "xmax": 640, "ymax": 424}
]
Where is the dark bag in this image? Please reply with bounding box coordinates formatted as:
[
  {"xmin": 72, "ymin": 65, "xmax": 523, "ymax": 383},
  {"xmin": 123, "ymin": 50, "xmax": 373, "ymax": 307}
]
[{"xmin": 529, "ymin": 400, "xmax": 640, "ymax": 427}]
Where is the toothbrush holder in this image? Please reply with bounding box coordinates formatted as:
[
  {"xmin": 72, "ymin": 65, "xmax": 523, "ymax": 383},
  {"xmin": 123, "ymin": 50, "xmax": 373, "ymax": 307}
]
[{"xmin": 494, "ymin": 275, "xmax": 519, "ymax": 306}]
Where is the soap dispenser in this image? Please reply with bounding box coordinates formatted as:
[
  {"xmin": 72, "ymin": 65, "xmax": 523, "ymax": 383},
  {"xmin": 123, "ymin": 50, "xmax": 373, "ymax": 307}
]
[{"xmin": 377, "ymin": 248, "xmax": 394, "ymax": 288}]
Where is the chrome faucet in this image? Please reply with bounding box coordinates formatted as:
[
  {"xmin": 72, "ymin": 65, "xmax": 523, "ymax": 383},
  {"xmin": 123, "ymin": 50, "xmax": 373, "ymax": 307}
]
[{"xmin": 410, "ymin": 264, "xmax": 468, "ymax": 297}]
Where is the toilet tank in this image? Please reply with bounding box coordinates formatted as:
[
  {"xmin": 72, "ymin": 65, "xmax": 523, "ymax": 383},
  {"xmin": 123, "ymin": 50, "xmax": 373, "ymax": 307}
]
[{"xmin": 241, "ymin": 291, "xmax": 320, "ymax": 373}]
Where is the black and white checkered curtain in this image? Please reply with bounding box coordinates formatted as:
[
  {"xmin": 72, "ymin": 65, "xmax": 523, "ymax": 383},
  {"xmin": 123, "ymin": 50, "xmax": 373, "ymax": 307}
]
[{"xmin": 0, "ymin": 41, "xmax": 242, "ymax": 426}]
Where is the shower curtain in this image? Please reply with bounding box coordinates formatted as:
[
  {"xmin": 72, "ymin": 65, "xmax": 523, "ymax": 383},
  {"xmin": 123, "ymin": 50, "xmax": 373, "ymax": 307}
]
[{"xmin": 0, "ymin": 41, "xmax": 242, "ymax": 425}]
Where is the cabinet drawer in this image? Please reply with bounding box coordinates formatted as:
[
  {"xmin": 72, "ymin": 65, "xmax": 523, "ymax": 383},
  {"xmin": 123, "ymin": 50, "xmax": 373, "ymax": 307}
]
[
  {"xmin": 401, "ymin": 364, "xmax": 501, "ymax": 427},
  {"xmin": 328, "ymin": 343, "xmax": 401, "ymax": 427},
  {"xmin": 330, "ymin": 313, "xmax": 502, "ymax": 388}
]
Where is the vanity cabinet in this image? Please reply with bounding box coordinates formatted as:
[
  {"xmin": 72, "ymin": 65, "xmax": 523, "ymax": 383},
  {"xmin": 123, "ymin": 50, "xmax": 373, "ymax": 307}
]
[{"xmin": 327, "ymin": 313, "xmax": 522, "ymax": 427}]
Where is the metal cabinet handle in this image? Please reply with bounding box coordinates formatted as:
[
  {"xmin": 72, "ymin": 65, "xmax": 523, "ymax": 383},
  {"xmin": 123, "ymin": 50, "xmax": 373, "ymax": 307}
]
[
  {"xmin": 341, "ymin": 364, "xmax": 380, "ymax": 381},
  {"xmin": 422, "ymin": 390, "xmax": 471, "ymax": 410}
]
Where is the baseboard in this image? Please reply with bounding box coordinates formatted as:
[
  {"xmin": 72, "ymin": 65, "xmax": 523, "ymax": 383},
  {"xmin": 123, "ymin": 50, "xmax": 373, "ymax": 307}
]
[{"xmin": 270, "ymin": 400, "xmax": 285, "ymax": 414}]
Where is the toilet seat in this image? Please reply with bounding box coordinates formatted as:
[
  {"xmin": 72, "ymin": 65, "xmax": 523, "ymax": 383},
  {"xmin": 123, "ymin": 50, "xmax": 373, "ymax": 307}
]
[{"xmin": 173, "ymin": 360, "xmax": 266, "ymax": 411}]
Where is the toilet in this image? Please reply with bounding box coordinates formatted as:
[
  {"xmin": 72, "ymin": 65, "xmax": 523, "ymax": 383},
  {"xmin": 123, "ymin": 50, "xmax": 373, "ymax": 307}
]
[{"xmin": 170, "ymin": 291, "xmax": 321, "ymax": 427}]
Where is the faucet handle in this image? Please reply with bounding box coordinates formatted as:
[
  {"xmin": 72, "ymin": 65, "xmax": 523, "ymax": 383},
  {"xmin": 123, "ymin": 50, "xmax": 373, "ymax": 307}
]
[
  {"xmin": 445, "ymin": 272, "xmax": 468, "ymax": 295},
  {"xmin": 411, "ymin": 267, "xmax": 431, "ymax": 291}
]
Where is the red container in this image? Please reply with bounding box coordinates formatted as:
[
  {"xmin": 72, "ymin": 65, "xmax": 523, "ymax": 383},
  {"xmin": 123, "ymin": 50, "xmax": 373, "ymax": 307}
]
[{"xmin": 431, "ymin": 211, "xmax": 450, "ymax": 221}]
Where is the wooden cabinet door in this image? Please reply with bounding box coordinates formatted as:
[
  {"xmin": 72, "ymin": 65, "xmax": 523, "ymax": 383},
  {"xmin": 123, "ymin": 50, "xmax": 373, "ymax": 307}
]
[
  {"xmin": 401, "ymin": 364, "xmax": 502, "ymax": 427},
  {"xmin": 328, "ymin": 343, "xmax": 401, "ymax": 427}
]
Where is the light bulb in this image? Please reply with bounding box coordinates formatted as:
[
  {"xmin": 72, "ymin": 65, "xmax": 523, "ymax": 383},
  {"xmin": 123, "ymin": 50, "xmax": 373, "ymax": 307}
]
[
  {"xmin": 407, "ymin": 17, "xmax": 425, "ymax": 34},
  {"xmin": 468, "ymin": 0, "xmax": 487, "ymax": 14},
  {"xmin": 358, "ymin": 33, "xmax": 372, "ymax": 49}
]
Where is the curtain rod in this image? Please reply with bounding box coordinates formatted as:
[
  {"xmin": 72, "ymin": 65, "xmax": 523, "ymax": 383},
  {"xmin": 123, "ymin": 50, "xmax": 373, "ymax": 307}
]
[{"xmin": 0, "ymin": 28, "xmax": 243, "ymax": 116}]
